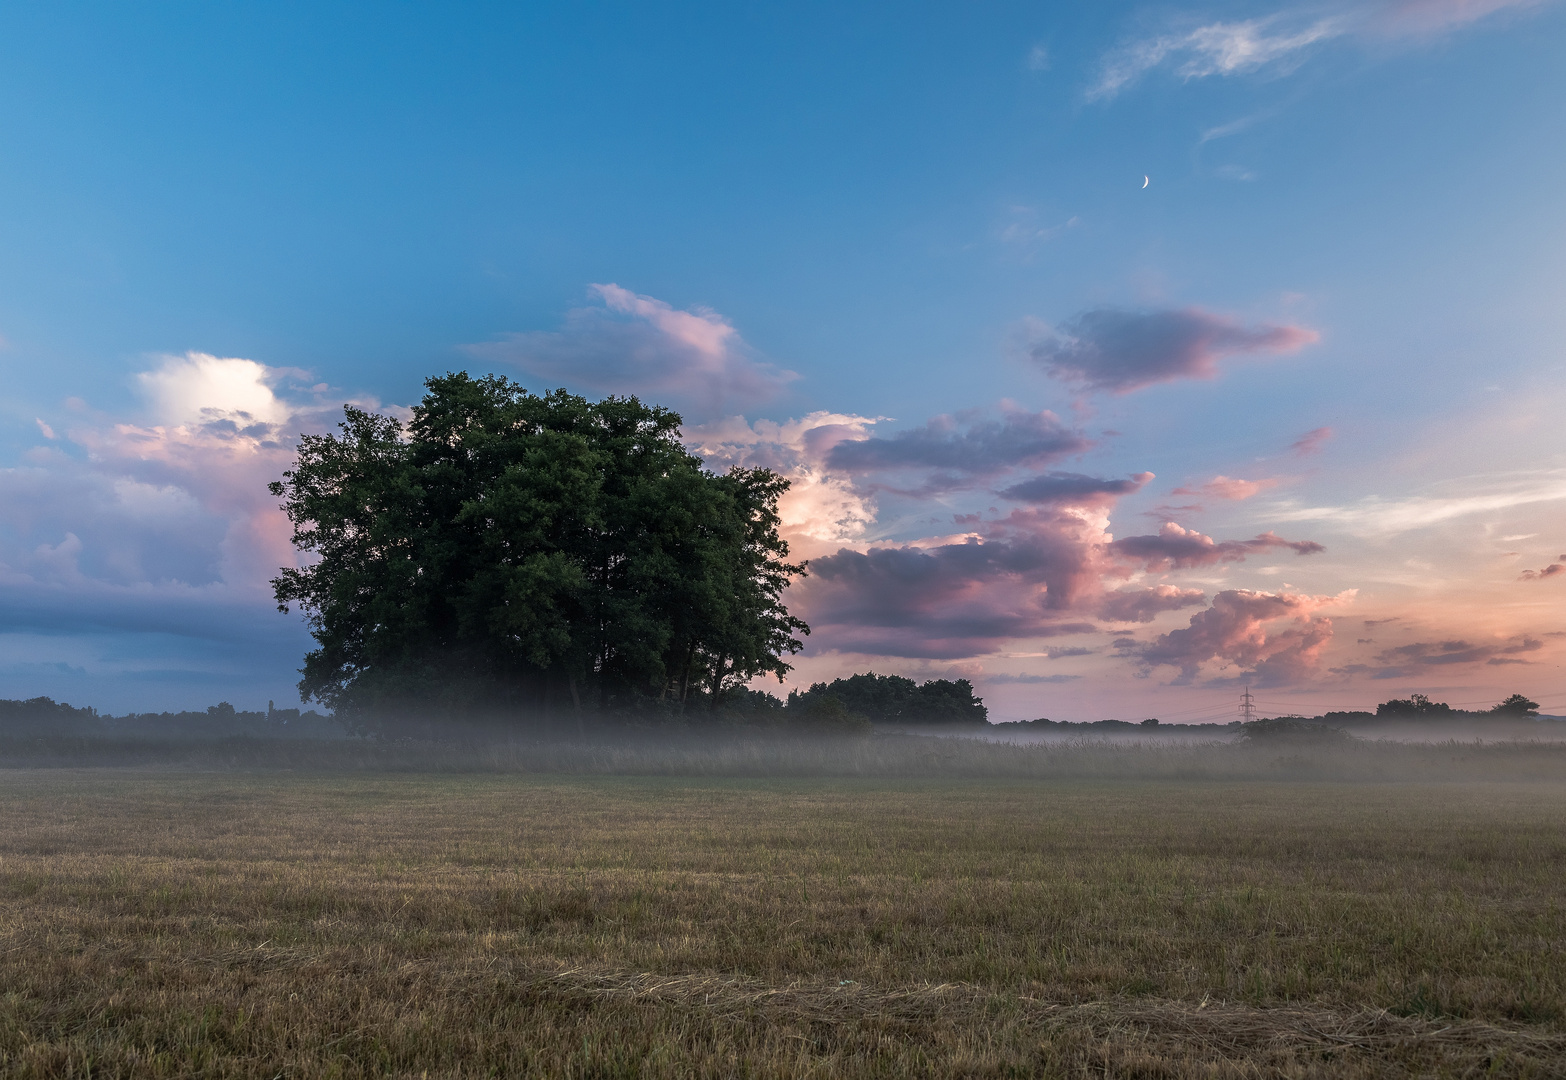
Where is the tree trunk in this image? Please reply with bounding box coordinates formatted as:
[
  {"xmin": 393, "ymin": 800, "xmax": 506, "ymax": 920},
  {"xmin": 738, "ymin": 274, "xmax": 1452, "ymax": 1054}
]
[{"xmin": 568, "ymin": 673, "xmax": 583, "ymax": 739}]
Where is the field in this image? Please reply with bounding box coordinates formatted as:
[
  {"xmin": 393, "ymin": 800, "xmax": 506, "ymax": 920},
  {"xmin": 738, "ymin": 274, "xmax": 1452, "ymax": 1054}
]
[{"xmin": 2, "ymin": 743, "xmax": 1566, "ymax": 1076}]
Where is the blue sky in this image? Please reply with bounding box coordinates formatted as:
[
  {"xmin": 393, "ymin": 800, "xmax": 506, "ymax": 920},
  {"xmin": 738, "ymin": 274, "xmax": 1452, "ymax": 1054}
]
[{"xmin": 2, "ymin": 1, "xmax": 1564, "ymax": 720}]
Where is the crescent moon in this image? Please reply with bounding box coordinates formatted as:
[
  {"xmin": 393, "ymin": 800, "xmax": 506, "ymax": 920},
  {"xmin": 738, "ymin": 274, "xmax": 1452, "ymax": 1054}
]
[{"xmin": 1142, "ymin": 175, "xmax": 1149, "ymax": 188}]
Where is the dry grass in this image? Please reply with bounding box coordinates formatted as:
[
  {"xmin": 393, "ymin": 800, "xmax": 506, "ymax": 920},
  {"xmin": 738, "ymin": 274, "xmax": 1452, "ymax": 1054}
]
[{"xmin": 2, "ymin": 769, "xmax": 1565, "ymax": 1076}]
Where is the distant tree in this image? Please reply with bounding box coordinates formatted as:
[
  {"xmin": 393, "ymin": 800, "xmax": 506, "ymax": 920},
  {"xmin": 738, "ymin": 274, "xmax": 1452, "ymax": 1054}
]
[
  {"xmin": 270, "ymin": 373, "xmax": 808, "ymax": 726},
  {"xmin": 1140, "ymin": 718, "xmax": 1159, "ymax": 727},
  {"xmin": 787, "ymin": 673, "xmax": 987, "ymax": 725},
  {"xmin": 1491, "ymin": 693, "xmax": 1540, "ymax": 716},
  {"xmin": 785, "ymin": 692, "xmax": 873, "ymax": 735},
  {"xmin": 1375, "ymin": 693, "xmax": 1454, "ymax": 718}
]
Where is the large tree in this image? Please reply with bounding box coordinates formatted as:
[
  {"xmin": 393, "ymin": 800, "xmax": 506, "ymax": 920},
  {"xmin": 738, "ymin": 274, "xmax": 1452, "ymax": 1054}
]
[{"xmin": 270, "ymin": 373, "xmax": 807, "ymax": 726}]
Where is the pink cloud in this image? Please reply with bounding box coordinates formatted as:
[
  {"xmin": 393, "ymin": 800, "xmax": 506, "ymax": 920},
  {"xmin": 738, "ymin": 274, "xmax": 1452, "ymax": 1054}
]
[
  {"xmin": 465, "ymin": 284, "xmax": 797, "ymax": 421},
  {"xmin": 1098, "ymin": 584, "xmax": 1208, "ymax": 623},
  {"xmin": 1519, "ymin": 560, "xmax": 1566, "ymax": 581},
  {"xmin": 796, "ymin": 507, "xmax": 1119, "ymax": 659},
  {"xmin": 6, "ymin": 355, "xmax": 387, "ymax": 604},
  {"xmin": 1171, "ymin": 475, "xmax": 1280, "ymax": 501},
  {"xmin": 1138, "ymin": 589, "xmax": 1349, "ymax": 685},
  {"xmin": 1024, "ymin": 307, "xmax": 1319, "ymax": 394},
  {"xmin": 1368, "ymin": 0, "xmax": 1553, "ymax": 36},
  {"xmin": 1110, "ymin": 521, "xmax": 1324, "ymax": 569},
  {"xmin": 1290, "ymin": 426, "xmax": 1334, "ymax": 456}
]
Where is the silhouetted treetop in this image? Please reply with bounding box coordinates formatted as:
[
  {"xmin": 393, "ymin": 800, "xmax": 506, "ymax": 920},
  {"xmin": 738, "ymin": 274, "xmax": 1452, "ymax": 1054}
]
[{"xmin": 1375, "ymin": 693, "xmax": 1454, "ymax": 718}]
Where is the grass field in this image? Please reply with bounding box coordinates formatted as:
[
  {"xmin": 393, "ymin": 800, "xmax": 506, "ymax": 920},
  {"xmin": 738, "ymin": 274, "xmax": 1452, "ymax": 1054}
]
[{"xmin": 2, "ymin": 755, "xmax": 1565, "ymax": 1076}]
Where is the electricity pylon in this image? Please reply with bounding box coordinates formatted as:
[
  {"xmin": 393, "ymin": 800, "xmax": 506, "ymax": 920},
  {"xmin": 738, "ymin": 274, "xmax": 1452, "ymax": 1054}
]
[{"xmin": 1239, "ymin": 686, "xmax": 1256, "ymax": 722}]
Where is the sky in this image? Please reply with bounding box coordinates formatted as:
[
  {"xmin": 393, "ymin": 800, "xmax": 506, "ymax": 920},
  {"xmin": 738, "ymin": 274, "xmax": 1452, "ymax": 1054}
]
[{"xmin": 1, "ymin": 0, "xmax": 1564, "ymax": 722}]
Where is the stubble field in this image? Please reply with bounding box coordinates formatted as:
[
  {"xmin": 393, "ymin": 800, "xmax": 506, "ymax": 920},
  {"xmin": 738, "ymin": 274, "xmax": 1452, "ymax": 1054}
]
[{"xmin": 2, "ymin": 755, "xmax": 1565, "ymax": 1077}]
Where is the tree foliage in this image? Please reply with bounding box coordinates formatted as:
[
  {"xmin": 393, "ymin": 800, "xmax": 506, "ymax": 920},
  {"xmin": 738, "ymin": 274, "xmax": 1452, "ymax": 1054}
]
[
  {"xmin": 270, "ymin": 373, "xmax": 808, "ymax": 725},
  {"xmin": 786, "ymin": 672, "xmax": 987, "ymax": 725},
  {"xmin": 1375, "ymin": 693, "xmax": 1455, "ymax": 718},
  {"xmin": 1492, "ymin": 693, "xmax": 1540, "ymax": 716}
]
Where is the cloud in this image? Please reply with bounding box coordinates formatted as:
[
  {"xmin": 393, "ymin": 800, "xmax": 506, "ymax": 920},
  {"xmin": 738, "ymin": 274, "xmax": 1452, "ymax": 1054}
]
[
  {"xmin": 1110, "ymin": 522, "xmax": 1325, "ymax": 569},
  {"xmin": 999, "ymin": 471, "xmax": 1154, "ymax": 505},
  {"xmin": 1367, "ymin": 0, "xmax": 1553, "ymax": 36},
  {"xmin": 137, "ymin": 352, "xmax": 293, "ymax": 427},
  {"xmin": 0, "ymin": 355, "xmax": 394, "ymax": 651},
  {"xmin": 1367, "ymin": 636, "xmax": 1544, "ymax": 676},
  {"xmin": 1091, "ymin": 15, "xmax": 1344, "ymax": 101},
  {"xmin": 1090, "ymin": 1, "xmax": 1553, "ymax": 100},
  {"xmin": 1099, "ymin": 584, "xmax": 1208, "ymax": 623},
  {"xmin": 682, "ymin": 412, "xmax": 881, "ymax": 543},
  {"xmin": 34, "ymin": 419, "xmax": 56, "ymax": 440},
  {"xmin": 1138, "ymin": 589, "xmax": 1350, "ymax": 685},
  {"xmin": 1171, "ymin": 475, "xmax": 1280, "ymax": 501},
  {"xmin": 1520, "ymin": 559, "xmax": 1566, "ymax": 580},
  {"xmin": 1022, "ymin": 308, "xmax": 1318, "ymax": 394},
  {"xmin": 796, "ymin": 507, "xmax": 1115, "ymax": 659},
  {"xmin": 825, "ymin": 407, "xmax": 1091, "ymax": 496},
  {"xmin": 1290, "ymin": 426, "xmax": 1334, "ymax": 455},
  {"xmin": 984, "ymin": 672, "xmax": 1080, "ymax": 684},
  {"xmin": 465, "ymin": 284, "xmax": 796, "ymax": 421},
  {"xmin": 1271, "ymin": 470, "xmax": 1566, "ymax": 536}
]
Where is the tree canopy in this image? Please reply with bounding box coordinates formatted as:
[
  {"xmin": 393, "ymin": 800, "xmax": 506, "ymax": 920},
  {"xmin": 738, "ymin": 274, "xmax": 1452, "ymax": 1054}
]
[
  {"xmin": 787, "ymin": 672, "xmax": 987, "ymax": 725},
  {"xmin": 1375, "ymin": 693, "xmax": 1454, "ymax": 718},
  {"xmin": 270, "ymin": 373, "xmax": 808, "ymax": 726}
]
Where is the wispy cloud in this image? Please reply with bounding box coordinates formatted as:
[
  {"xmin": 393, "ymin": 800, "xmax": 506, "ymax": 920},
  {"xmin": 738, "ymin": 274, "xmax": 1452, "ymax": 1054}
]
[
  {"xmin": 466, "ymin": 284, "xmax": 796, "ymax": 421},
  {"xmin": 1334, "ymin": 634, "xmax": 1546, "ymax": 678},
  {"xmin": 1172, "ymin": 475, "xmax": 1281, "ymax": 501},
  {"xmin": 1091, "ymin": 0, "xmax": 1556, "ymax": 101},
  {"xmin": 1269, "ymin": 470, "xmax": 1566, "ymax": 535},
  {"xmin": 1090, "ymin": 14, "xmax": 1344, "ymax": 101},
  {"xmin": 1290, "ymin": 426, "xmax": 1334, "ymax": 455}
]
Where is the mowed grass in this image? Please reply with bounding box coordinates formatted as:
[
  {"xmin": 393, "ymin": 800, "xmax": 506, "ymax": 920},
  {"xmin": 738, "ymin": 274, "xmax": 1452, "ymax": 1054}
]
[{"xmin": 2, "ymin": 769, "xmax": 1565, "ymax": 1076}]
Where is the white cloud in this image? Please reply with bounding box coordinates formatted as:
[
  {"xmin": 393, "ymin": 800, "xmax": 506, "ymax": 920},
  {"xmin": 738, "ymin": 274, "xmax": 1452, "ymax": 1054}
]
[
  {"xmin": 137, "ymin": 352, "xmax": 292, "ymax": 427},
  {"xmin": 1091, "ymin": 15, "xmax": 1343, "ymax": 100},
  {"xmin": 1090, "ymin": 0, "xmax": 1555, "ymax": 101}
]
